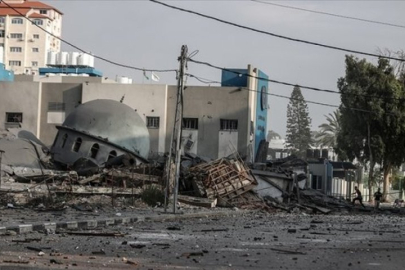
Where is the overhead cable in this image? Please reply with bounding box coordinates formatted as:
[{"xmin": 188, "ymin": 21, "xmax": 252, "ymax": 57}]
[
  {"xmin": 1, "ymin": 1, "xmax": 177, "ymax": 73},
  {"xmin": 188, "ymin": 58, "xmax": 404, "ymax": 101},
  {"xmin": 251, "ymin": 0, "xmax": 405, "ymax": 29},
  {"xmin": 185, "ymin": 73, "xmax": 396, "ymax": 116},
  {"xmin": 149, "ymin": 0, "xmax": 405, "ymax": 62}
]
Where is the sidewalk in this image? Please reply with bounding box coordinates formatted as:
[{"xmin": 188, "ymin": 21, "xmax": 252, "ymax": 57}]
[{"xmin": 0, "ymin": 205, "xmax": 244, "ymax": 235}]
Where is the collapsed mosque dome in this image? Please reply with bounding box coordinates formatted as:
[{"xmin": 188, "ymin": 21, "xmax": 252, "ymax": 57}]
[{"xmin": 51, "ymin": 99, "xmax": 150, "ymax": 166}]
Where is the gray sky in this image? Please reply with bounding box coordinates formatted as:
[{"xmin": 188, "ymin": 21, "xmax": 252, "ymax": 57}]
[{"xmin": 47, "ymin": 0, "xmax": 405, "ymax": 137}]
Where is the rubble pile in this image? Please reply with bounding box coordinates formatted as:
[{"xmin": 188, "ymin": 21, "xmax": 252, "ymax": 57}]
[
  {"xmin": 186, "ymin": 158, "xmax": 257, "ymax": 202},
  {"xmin": 0, "ymin": 126, "xmax": 398, "ymax": 215}
]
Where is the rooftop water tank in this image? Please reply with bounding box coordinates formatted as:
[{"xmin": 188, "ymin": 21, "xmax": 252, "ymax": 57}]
[
  {"xmin": 68, "ymin": 52, "xmax": 80, "ymax": 66},
  {"xmin": 78, "ymin": 53, "xmax": 90, "ymax": 67},
  {"xmin": 88, "ymin": 55, "xmax": 95, "ymax": 68},
  {"xmin": 117, "ymin": 76, "xmax": 129, "ymax": 84},
  {"xmin": 57, "ymin": 52, "xmax": 69, "ymax": 66},
  {"xmin": 47, "ymin": 51, "xmax": 57, "ymax": 66}
]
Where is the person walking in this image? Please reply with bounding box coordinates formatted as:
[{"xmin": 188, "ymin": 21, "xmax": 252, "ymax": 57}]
[
  {"xmin": 352, "ymin": 186, "xmax": 366, "ymax": 208},
  {"xmin": 373, "ymin": 188, "xmax": 382, "ymax": 210}
]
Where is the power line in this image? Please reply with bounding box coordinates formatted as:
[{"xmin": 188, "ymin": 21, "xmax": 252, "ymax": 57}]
[
  {"xmin": 185, "ymin": 73, "xmax": 391, "ymax": 116},
  {"xmin": 185, "ymin": 73, "xmax": 337, "ymax": 107},
  {"xmin": 185, "ymin": 73, "xmax": 220, "ymax": 85},
  {"xmin": 251, "ymin": 0, "xmax": 405, "ymax": 29},
  {"xmin": 0, "ymin": 1, "xmax": 177, "ymax": 73},
  {"xmin": 149, "ymin": 0, "xmax": 405, "ymax": 62},
  {"xmin": 187, "ymin": 58, "xmax": 405, "ymax": 102}
]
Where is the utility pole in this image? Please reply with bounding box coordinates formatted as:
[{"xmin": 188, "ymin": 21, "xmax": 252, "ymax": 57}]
[
  {"xmin": 0, "ymin": 150, "xmax": 4, "ymax": 190},
  {"xmin": 165, "ymin": 45, "xmax": 188, "ymax": 214}
]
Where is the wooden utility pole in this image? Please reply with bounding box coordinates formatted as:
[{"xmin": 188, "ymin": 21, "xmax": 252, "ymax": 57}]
[
  {"xmin": 0, "ymin": 150, "xmax": 4, "ymax": 190},
  {"xmin": 165, "ymin": 45, "xmax": 188, "ymax": 214}
]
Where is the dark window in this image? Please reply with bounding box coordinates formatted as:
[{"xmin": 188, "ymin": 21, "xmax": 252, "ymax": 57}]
[
  {"xmin": 32, "ymin": 19, "xmax": 43, "ymax": 26},
  {"xmin": 182, "ymin": 118, "xmax": 198, "ymax": 129},
  {"xmin": 9, "ymin": 60, "xmax": 21, "ymax": 66},
  {"xmin": 48, "ymin": 102, "xmax": 65, "ymax": 112},
  {"xmin": 311, "ymin": 175, "xmax": 323, "ymax": 190},
  {"xmin": 40, "ymin": 9, "xmax": 47, "ymax": 14},
  {"xmin": 61, "ymin": 134, "xmax": 68, "ymax": 148},
  {"xmin": 10, "ymin": 33, "xmax": 23, "ymax": 39},
  {"xmin": 146, "ymin": 116, "xmax": 159, "ymax": 128},
  {"xmin": 73, "ymin": 137, "xmax": 82, "ymax": 152},
  {"xmin": 108, "ymin": 150, "xmax": 117, "ymax": 161},
  {"xmin": 11, "ymin": 18, "xmax": 23, "ymax": 24},
  {"xmin": 90, "ymin": 143, "xmax": 99, "ymax": 159},
  {"xmin": 10, "ymin": 47, "xmax": 22, "ymax": 53},
  {"xmin": 6, "ymin": 112, "xmax": 22, "ymax": 123},
  {"xmin": 220, "ymin": 119, "xmax": 238, "ymax": 131},
  {"xmin": 0, "ymin": 30, "xmax": 4, "ymax": 38}
]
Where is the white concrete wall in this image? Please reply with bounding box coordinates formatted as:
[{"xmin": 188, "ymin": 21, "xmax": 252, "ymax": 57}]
[
  {"xmin": 0, "ymin": 81, "xmax": 40, "ymax": 135},
  {"xmin": 82, "ymin": 83, "xmax": 168, "ymax": 154},
  {"xmin": 218, "ymin": 130, "xmax": 238, "ymax": 158},
  {"xmin": 254, "ymin": 176, "xmax": 283, "ymax": 202}
]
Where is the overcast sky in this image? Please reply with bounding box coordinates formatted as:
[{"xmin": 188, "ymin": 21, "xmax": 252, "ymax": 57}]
[{"xmin": 47, "ymin": 0, "xmax": 405, "ymax": 137}]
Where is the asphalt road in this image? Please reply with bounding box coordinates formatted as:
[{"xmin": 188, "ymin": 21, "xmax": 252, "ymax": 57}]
[{"xmin": 0, "ymin": 211, "xmax": 405, "ymax": 270}]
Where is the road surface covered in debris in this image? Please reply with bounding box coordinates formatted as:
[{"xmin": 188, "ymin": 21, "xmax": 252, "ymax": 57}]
[{"xmin": 1, "ymin": 211, "xmax": 405, "ymax": 269}]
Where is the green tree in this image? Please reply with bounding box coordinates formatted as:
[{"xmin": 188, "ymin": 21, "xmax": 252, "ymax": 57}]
[
  {"xmin": 285, "ymin": 85, "xmax": 312, "ymax": 159},
  {"xmin": 315, "ymin": 110, "xmax": 341, "ymax": 150},
  {"xmin": 390, "ymin": 167, "xmax": 405, "ymax": 191},
  {"xmin": 337, "ymin": 56, "xmax": 405, "ymax": 201}
]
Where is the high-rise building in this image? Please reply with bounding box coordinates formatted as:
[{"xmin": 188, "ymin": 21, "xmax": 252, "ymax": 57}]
[{"xmin": 0, "ymin": 0, "xmax": 62, "ymax": 74}]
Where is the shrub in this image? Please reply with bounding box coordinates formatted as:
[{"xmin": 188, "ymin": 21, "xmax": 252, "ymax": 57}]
[{"xmin": 140, "ymin": 185, "xmax": 165, "ymax": 206}]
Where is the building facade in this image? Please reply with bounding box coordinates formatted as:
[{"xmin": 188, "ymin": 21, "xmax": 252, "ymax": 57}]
[
  {"xmin": 0, "ymin": 0, "xmax": 62, "ymax": 74},
  {"xmin": 0, "ymin": 65, "xmax": 269, "ymax": 160}
]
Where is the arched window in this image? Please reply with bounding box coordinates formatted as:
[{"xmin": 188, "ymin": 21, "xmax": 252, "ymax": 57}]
[
  {"xmin": 32, "ymin": 19, "xmax": 43, "ymax": 25},
  {"xmin": 61, "ymin": 134, "xmax": 68, "ymax": 148},
  {"xmin": 11, "ymin": 18, "xmax": 23, "ymax": 24},
  {"xmin": 73, "ymin": 137, "xmax": 82, "ymax": 152},
  {"xmin": 107, "ymin": 150, "xmax": 117, "ymax": 161},
  {"xmin": 90, "ymin": 143, "xmax": 99, "ymax": 159}
]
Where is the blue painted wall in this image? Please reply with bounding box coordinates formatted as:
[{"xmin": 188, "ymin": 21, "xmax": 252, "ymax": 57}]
[
  {"xmin": 255, "ymin": 70, "xmax": 268, "ymax": 153},
  {"xmin": 221, "ymin": 68, "xmax": 269, "ymax": 155},
  {"xmin": 221, "ymin": 69, "xmax": 248, "ymax": 87},
  {"xmin": 0, "ymin": 63, "xmax": 14, "ymax": 81},
  {"xmin": 39, "ymin": 67, "xmax": 103, "ymax": 77}
]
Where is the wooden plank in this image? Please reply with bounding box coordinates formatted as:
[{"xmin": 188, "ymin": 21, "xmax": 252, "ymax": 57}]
[{"xmin": 178, "ymin": 195, "xmax": 217, "ymax": 208}]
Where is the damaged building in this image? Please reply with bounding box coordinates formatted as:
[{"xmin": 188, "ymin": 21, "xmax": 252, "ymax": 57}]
[
  {"xmin": 51, "ymin": 99, "xmax": 150, "ymax": 168},
  {"xmin": 0, "ymin": 65, "xmax": 270, "ymax": 161}
]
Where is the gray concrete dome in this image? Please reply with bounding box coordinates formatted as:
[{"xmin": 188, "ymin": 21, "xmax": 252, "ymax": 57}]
[{"xmin": 62, "ymin": 99, "xmax": 150, "ymax": 158}]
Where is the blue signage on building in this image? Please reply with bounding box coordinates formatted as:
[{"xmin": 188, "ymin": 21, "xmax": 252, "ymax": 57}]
[{"xmin": 255, "ymin": 70, "xmax": 268, "ymax": 153}]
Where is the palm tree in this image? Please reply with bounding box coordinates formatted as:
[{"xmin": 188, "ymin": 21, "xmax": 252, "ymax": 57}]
[{"xmin": 315, "ymin": 110, "xmax": 341, "ymax": 149}]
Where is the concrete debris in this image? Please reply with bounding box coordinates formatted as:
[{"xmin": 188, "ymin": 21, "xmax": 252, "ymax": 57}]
[
  {"xmin": 3, "ymin": 260, "xmax": 29, "ymax": 264},
  {"xmin": 177, "ymin": 195, "xmax": 217, "ymax": 208},
  {"xmin": 1, "ymin": 127, "xmax": 403, "ymax": 217},
  {"xmin": 185, "ymin": 158, "xmax": 257, "ymax": 204}
]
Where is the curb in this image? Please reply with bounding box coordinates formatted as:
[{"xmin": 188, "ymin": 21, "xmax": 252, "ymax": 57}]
[{"xmin": 0, "ymin": 210, "xmax": 245, "ymax": 235}]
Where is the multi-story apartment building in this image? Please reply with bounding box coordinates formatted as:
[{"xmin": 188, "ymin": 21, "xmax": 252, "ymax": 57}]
[{"xmin": 0, "ymin": 0, "xmax": 62, "ymax": 74}]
